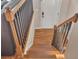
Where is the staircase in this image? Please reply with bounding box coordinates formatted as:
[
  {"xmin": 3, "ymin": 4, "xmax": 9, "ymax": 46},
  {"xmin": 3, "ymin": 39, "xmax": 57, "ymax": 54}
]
[
  {"xmin": 24, "ymin": 29, "xmax": 60, "ymax": 59},
  {"xmin": 2, "ymin": 13, "xmax": 77, "ymax": 59}
]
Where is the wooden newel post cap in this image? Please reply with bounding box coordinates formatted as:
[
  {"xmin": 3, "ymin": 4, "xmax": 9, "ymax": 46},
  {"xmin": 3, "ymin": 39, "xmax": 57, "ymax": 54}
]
[
  {"xmin": 73, "ymin": 13, "xmax": 78, "ymax": 23},
  {"xmin": 4, "ymin": 7, "xmax": 14, "ymax": 22}
]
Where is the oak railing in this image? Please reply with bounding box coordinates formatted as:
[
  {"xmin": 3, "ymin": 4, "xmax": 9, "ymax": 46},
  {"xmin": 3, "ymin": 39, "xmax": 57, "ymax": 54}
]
[
  {"xmin": 2, "ymin": 0, "xmax": 33, "ymax": 58},
  {"xmin": 52, "ymin": 13, "xmax": 78, "ymax": 59}
]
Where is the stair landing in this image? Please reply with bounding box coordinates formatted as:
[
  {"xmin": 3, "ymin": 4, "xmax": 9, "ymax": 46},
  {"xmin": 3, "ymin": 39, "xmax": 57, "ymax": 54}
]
[{"xmin": 24, "ymin": 29, "xmax": 60, "ymax": 59}]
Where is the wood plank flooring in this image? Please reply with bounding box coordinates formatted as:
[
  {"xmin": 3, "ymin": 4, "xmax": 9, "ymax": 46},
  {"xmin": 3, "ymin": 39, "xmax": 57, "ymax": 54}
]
[{"xmin": 24, "ymin": 29, "xmax": 60, "ymax": 59}]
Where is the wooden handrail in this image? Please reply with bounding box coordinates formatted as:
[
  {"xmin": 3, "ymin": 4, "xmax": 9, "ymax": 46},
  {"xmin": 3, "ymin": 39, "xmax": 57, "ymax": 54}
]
[
  {"xmin": 5, "ymin": 0, "xmax": 26, "ymax": 22},
  {"xmin": 57, "ymin": 13, "xmax": 78, "ymax": 28},
  {"xmin": 12, "ymin": 0, "xmax": 26, "ymax": 15},
  {"xmin": 52, "ymin": 13, "xmax": 78, "ymax": 59}
]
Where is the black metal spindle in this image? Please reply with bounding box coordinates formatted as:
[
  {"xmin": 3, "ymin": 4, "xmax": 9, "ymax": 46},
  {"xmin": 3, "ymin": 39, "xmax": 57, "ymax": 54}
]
[
  {"xmin": 14, "ymin": 14, "xmax": 21, "ymax": 45},
  {"xmin": 63, "ymin": 22, "xmax": 72, "ymax": 46},
  {"xmin": 16, "ymin": 10, "xmax": 23, "ymax": 48},
  {"xmin": 13, "ymin": 0, "xmax": 33, "ymax": 49}
]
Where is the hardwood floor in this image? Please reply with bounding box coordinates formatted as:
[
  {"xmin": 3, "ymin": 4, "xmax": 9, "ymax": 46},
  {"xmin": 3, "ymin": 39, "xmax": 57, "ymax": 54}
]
[{"xmin": 24, "ymin": 29, "xmax": 60, "ymax": 59}]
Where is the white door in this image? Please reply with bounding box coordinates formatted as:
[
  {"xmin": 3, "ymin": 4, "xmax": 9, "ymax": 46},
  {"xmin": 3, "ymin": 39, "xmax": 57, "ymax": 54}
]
[{"xmin": 40, "ymin": 0, "xmax": 62, "ymax": 28}]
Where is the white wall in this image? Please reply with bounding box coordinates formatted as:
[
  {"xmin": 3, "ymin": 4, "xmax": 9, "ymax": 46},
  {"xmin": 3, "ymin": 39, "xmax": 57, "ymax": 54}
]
[
  {"xmin": 64, "ymin": 0, "xmax": 78, "ymax": 59},
  {"xmin": 32, "ymin": 0, "xmax": 41, "ymax": 28},
  {"xmin": 58, "ymin": 0, "xmax": 70, "ymax": 20},
  {"xmin": 65, "ymin": 23, "xmax": 78, "ymax": 59},
  {"xmin": 32, "ymin": 0, "xmax": 64, "ymax": 28},
  {"xmin": 40, "ymin": 0, "xmax": 62, "ymax": 28}
]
